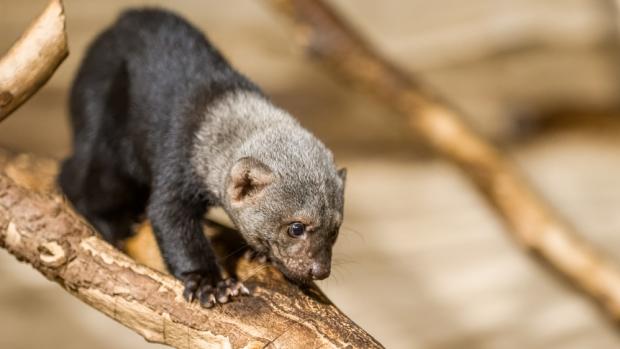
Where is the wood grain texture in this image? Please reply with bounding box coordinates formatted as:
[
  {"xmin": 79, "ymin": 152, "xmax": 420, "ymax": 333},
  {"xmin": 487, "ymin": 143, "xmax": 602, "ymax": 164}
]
[{"xmin": 265, "ymin": 0, "xmax": 620, "ymax": 321}]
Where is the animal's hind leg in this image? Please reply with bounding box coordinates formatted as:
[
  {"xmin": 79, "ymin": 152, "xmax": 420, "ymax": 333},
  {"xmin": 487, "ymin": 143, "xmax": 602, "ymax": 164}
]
[
  {"xmin": 58, "ymin": 31, "xmax": 143, "ymax": 247},
  {"xmin": 60, "ymin": 157, "xmax": 148, "ymax": 247}
]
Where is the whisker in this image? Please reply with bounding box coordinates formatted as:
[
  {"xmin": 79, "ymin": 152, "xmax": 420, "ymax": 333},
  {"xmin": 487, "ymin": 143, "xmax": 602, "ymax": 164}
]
[
  {"xmin": 220, "ymin": 244, "xmax": 248, "ymax": 262},
  {"xmin": 340, "ymin": 225, "xmax": 366, "ymax": 242},
  {"xmin": 331, "ymin": 260, "xmax": 357, "ymax": 267},
  {"xmin": 333, "ymin": 252, "xmax": 358, "ymax": 265},
  {"xmin": 329, "ymin": 268, "xmax": 342, "ymax": 284},
  {"xmin": 321, "ymin": 278, "xmax": 330, "ymax": 290},
  {"xmin": 332, "ymin": 256, "xmax": 358, "ymax": 266},
  {"xmin": 241, "ymin": 264, "xmax": 269, "ymax": 283}
]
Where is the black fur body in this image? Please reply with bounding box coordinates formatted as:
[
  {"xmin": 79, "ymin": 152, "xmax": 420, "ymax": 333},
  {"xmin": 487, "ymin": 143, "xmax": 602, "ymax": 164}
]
[{"xmin": 60, "ymin": 8, "xmax": 345, "ymax": 307}]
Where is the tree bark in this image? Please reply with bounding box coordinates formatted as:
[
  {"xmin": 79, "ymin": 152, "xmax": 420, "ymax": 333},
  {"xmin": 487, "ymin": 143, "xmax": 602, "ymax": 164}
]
[
  {"xmin": 0, "ymin": 151, "xmax": 383, "ymax": 349},
  {"xmin": 0, "ymin": 0, "xmax": 68, "ymax": 121},
  {"xmin": 265, "ymin": 0, "xmax": 620, "ymax": 320}
]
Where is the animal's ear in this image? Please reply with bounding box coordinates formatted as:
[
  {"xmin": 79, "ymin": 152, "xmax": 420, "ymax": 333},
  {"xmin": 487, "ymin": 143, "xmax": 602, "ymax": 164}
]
[
  {"xmin": 228, "ymin": 157, "xmax": 274, "ymax": 206},
  {"xmin": 337, "ymin": 167, "xmax": 347, "ymax": 185}
]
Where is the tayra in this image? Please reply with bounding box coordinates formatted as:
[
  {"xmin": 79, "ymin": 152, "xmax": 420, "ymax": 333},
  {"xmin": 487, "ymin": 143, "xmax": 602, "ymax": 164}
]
[{"xmin": 59, "ymin": 8, "xmax": 346, "ymax": 308}]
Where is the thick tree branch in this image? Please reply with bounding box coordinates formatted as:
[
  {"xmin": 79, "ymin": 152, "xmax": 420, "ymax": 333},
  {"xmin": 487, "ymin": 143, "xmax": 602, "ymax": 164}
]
[
  {"xmin": 266, "ymin": 0, "xmax": 620, "ymax": 319},
  {"xmin": 0, "ymin": 0, "xmax": 68, "ymax": 121},
  {"xmin": 0, "ymin": 151, "xmax": 383, "ymax": 348}
]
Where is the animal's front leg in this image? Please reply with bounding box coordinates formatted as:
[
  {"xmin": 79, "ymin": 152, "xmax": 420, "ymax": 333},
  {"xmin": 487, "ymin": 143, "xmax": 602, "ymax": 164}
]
[{"xmin": 148, "ymin": 189, "xmax": 248, "ymax": 308}]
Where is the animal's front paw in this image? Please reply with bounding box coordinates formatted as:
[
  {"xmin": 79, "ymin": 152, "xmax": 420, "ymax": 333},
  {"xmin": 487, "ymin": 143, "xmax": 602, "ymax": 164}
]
[{"xmin": 182, "ymin": 274, "xmax": 250, "ymax": 308}]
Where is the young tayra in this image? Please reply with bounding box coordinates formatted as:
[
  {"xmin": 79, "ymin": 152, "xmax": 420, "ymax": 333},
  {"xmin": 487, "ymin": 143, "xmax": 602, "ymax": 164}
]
[{"xmin": 59, "ymin": 9, "xmax": 346, "ymax": 308}]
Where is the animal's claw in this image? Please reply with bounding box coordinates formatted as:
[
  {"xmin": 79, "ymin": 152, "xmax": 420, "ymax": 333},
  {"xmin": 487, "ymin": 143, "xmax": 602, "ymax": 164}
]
[{"xmin": 182, "ymin": 273, "xmax": 250, "ymax": 308}]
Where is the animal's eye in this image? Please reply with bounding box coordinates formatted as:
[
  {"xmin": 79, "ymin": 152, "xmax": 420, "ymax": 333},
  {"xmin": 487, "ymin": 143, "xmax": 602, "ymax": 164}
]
[{"xmin": 288, "ymin": 222, "xmax": 306, "ymax": 238}]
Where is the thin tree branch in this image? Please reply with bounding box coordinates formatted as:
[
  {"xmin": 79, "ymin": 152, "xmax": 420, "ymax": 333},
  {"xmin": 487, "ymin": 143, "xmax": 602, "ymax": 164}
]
[
  {"xmin": 265, "ymin": 0, "xmax": 620, "ymax": 319},
  {"xmin": 0, "ymin": 0, "xmax": 68, "ymax": 121}
]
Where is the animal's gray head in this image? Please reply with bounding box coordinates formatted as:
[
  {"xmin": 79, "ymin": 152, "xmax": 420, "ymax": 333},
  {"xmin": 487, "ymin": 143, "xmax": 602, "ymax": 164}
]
[{"xmin": 223, "ymin": 128, "xmax": 346, "ymax": 284}]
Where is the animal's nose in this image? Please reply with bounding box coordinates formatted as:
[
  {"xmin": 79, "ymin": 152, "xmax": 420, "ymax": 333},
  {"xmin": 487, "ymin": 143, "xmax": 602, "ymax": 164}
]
[{"xmin": 310, "ymin": 262, "xmax": 330, "ymax": 280}]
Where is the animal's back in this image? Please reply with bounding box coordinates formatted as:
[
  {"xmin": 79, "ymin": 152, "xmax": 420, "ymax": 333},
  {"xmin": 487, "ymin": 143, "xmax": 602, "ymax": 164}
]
[{"xmin": 69, "ymin": 8, "xmax": 258, "ymax": 180}]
